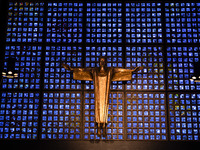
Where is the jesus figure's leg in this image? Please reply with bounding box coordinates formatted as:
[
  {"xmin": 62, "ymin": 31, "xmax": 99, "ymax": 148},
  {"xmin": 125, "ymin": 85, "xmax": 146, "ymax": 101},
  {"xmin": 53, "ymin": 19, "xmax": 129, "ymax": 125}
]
[{"xmin": 97, "ymin": 123, "xmax": 101, "ymax": 137}]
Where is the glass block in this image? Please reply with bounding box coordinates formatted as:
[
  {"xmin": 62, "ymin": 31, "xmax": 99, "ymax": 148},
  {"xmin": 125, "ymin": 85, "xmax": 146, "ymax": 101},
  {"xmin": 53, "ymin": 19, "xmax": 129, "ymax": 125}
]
[
  {"xmin": 126, "ymin": 46, "xmax": 165, "ymax": 90},
  {"xmin": 167, "ymin": 47, "xmax": 200, "ymax": 90},
  {"xmin": 165, "ymin": 3, "xmax": 200, "ymax": 43},
  {"xmin": 169, "ymin": 93, "xmax": 200, "ymax": 140},
  {"xmin": 86, "ymin": 3, "xmax": 122, "ymax": 43},
  {"xmin": 6, "ymin": 2, "xmax": 44, "ymax": 43},
  {"xmin": 41, "ymin": 92, "xmax": 82, "ymax": 140},
  {"xmin": 85, "ymin": 46, "xmax": 123, "ymax": 90},
  {"xmin": 0, "ymin": 92, "xmax": 39, "ymax": 139},
  {"xmin": 46, "ymin": 2, "xmax": 83, "ymax": 43},
  {"xmin": 44, "ymin": 46, "xmax": 82, "ymax": 90},
  {"xmin": 84, "ymin": 92, "xmax": 124, "ymax": 140},
  {"xmin": 2, "ymin": 45, "xmax": 42, "ymax": 89},
  {"xmin": 126, "ymin": 92, "xmax": 167, "ymax": 140},
  {"xmin": 126, "ymin": 3, "xmax": 162, "ymax": 43}
]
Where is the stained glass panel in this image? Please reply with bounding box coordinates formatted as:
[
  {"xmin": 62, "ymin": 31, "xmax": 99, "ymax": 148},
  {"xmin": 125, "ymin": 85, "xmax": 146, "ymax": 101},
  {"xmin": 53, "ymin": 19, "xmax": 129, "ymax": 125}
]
[
  {"xmin": 126, "ymin": 3, "xmax": 162, "ymax": 43},
  {"xmin": 2, "ymin": 45, "xmax": 42, "ymax": 89},
  {"xmin": 6, "ymin": 2, "xmax": 44, "ymax": 43},
  {"xmin": 0, "ymin": 92, "xmax": 39, "ymax": 139},
  {"xmin": 86, "ymin": 3, "xmax": 122, "ymax": 43},
  {"xmin": 46, "ymin": 2, "xmax": 83, "ymax": 43},
  {"xmin": 165, "ymin": 3, "xmax": 200, "ymax": 43},
  {"xmin": 44, "ymin": 46, "xmax": 82, "ymax": 90},
  {"xmin": 2, "ymin": 1, "xmax": 200, "ymax": 142},
  {"xmin": 126, "ymin": 46, "xmax": 165, "ymax": 90},
  {"xmin": 126, "ymin": 92, "xmax": 167, "ymax": 140},
  {"xmin": 169, "ymin": 93, "xmax": 200, "ymax": 140},
  {"xmin": 167, "ymin": 46, "xmax": 200, "ymax": 90},
  {"xmin": 41, "ymin": 92, "xmax": 81, "ymax": 140}
]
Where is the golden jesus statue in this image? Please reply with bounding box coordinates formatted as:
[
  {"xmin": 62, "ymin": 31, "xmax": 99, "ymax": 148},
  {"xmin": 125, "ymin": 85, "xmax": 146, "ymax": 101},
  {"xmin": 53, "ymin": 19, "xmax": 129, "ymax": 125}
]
[{"xmin": 63, "ymin": 57, "xmax": 143, "ymax": 136}]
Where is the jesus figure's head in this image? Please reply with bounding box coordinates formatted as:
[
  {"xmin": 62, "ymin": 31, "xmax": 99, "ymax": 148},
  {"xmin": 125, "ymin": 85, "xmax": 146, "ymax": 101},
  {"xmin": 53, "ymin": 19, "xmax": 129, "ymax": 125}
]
[{"xmin": 99, "ymin": 57, "xmax": 106, "ymax": 67}]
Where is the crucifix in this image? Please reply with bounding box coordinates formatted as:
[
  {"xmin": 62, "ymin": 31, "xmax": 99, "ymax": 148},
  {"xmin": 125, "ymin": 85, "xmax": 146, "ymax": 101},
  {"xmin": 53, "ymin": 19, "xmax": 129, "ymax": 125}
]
[{"xmin": 63, "ymin": 57, "xmax": 143, "ymax": 136}]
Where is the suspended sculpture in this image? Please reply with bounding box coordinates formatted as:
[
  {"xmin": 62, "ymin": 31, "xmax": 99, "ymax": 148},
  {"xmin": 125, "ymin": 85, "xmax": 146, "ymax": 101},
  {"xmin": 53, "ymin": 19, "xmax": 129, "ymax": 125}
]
[{"xmin": 63, "ymin": 57, "xmax": 143, "ymax": 136}]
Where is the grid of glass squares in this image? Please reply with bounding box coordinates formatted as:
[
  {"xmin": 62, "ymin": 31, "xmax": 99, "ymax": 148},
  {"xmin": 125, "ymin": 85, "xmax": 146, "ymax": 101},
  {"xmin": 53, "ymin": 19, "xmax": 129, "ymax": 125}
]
[
  {"xmin": 86, "ymin": 3, "xmax": 122, "ymax": 43},
  {"xmin": 167, "ymin": 46, "xmax": 200, "ymax": 90},
  {"xmin": 84, "ymin": 92, "xmax": 124, "ymax": 140},
  {"xmin": 6, "ymin": 2, "xmax": 44, "ymax": 43},
  {"xmin": 85, "ymin": 46, "xmax": 123, "ymax": 90},
  {"xmin": 168, "ymin": 93, "xmax": 200, "ymax": 140},
  {"xmin": 2, "ymin": 1, "xmax": 200, "ymax": 142},
  {"xmin": 46, "ymin": 2, "xmax": 83, "ymax": 43},
  {"xmin": 44, "ymin": 46, "xmax": 82, "ymax": 90},
  {"xmin": 125, "ymin": 46, "xmax": 165, "ymax": 90},
  {"xmin": 126, "ymin": 92, "xmax": 167, "ymax": 140},
  {"xmin": 0, "ymin": 92, "xmax": 39, "ymax": 139},
  {"xmin": 126, "ymin": 3, "xmax": 162, "ymax": 43},
  {"xmin": 41, "ymin": 92, "xmax": 81, "ymax": 140},
  {"xmin": 2, "ymin": 45, "xmax": 42, "ymax": 89},
  {"xmin": 165, "ymin": 3, "xmax": 200, "ymax": 43}
]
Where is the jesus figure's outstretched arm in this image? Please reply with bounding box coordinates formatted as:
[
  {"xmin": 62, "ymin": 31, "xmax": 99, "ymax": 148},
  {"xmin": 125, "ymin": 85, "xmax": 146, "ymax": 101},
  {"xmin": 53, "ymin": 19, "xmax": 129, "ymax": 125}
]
[
  {"xmin": 62, "ymin": 63, "xmax": 93, "ymax": 81},
  {"xmin": 112, "ymin": 66, "xmax": 143, "ymax": 81}
]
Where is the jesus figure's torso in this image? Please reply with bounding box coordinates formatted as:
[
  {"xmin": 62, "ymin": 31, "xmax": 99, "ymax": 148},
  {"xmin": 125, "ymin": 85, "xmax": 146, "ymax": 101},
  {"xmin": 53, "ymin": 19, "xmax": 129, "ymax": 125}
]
[
  {"xmin": 93, "ymin": 68, "xmax": 112, "ymax": 124},
  {"xmin": 97, "ymin": 75, "xmax": 107, "ymax": 123}
]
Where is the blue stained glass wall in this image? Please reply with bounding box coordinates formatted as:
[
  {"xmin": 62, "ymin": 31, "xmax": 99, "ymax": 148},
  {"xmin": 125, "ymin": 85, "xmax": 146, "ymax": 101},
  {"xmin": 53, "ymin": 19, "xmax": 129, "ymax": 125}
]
[
  {"xmin": 46, "ymin": 2, "xmax": 83, "ymax": 43},
  {"xmin": 165, "ymin": 3, "xmax": 200, "ymax": 43},
  {"xmin": 125, "ymin": 46, "xmax": 165, "ymax": 90},
  {"xmin": 86, "ymin": 3, "xmax": 122, "ymax": 43},
  {"xmin": 44, "ymin": 46, "xmax": 82, "ymax": 90},
  {"xmin": 2, "ymin": 45, "xmax": 42, "ymax": 89},
  {"xmin": 1, "ymin": 1, "xmax": 200, "ymax": 141},
  {"xmin": 6, "ymin": 2, "xmax": 44, "ymax": 43},
  {"xmin": 167, "ymin": 47, "xmax": 200, "ymax": 90},
  {"xmin": 168, "ymin": 93, "xmax": 200, "ymax": 140},
  {"xmin": 41, "ymin": 92, "xmax": 81, "ymax": 139},
  {"xmin": 126, "ymin": 93, "xmax": 167, "ymax": 140},
  {"xmin": 85, "ymin": 46, "xmax": 123, "ymax": 68},
  {"xmin": 0, "ymin": 92, "xmax": 39, "ymax": 139},
  {"xmin": 126, "ymin": 3, "xmax": 162, "ymax": 43}
]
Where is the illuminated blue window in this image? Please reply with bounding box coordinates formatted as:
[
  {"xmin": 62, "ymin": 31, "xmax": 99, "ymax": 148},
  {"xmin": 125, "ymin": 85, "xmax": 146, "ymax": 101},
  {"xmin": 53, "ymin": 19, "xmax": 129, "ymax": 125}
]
[
  {"xmin": 86, "ymin": 46, "xmax": 123, "ymax": 68},
  {"xmin": 0, "ymin": 92, "xmax": 39, "ymax": 139},
  {"xmin": 46, "ymin": 3, "xmax": 83, "ymax": 43},
  {"xmin": 85, "ymin": 46, "xmax": 123, "ymax": 90},
  {"xmin": 86, "ymin": 3, "xmax": 122, "ymax": 43},
  {"xmin": 167, "ymin": 47, "xmax": 200, "ymax": 90},
  {"xmin": 2, "ymin": 45, "xmax": 42, "ymax": 89},
  {"xmin": 126, "ymin": 93, "xmax": 167, "ymax": 140},
  {"xmin": 126, "ymin": 46, "xmax": 164, "ymax": 90},
  {"xmin": 3, "ymin": 1, "xmax": 200, "ymax": 142},
  {"xmin": 165, "ymin": 3, "xmax": 200, "ymax": 43},
  {"xmin": 6, "ymin": 2, "xmax": 44, "ymax": 43},
  {"xmin": 169, "ymin": 93, "xmax": 200, "ymax": 140},
  {"xmin": 41, "ymin": 92, "xmax": 81, "ymax": 139},
  {"xmin": 44, "ymin": 46, "xmax": 82, "ymax": 89},
  {"xmin": 126, "ymin": 3, "xmax": 162, "ymax": 43},
  {"xmin": 84, "ymin": 92, "xmax": 124, "ymax": 140}
]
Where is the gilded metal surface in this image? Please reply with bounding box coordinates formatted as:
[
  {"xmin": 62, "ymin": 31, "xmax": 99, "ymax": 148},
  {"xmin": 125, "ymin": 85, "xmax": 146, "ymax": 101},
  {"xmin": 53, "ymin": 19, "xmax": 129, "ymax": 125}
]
[
  {"xmin": 73, "ymin": 70, "xmax": 93, "ymax": 81},
  {"xmin": 98, "ymin": 75, "xmax": 107, "ymax": 123},
  {"xmin": 112, "ymin": 72, "xmax": 132, "ymax": 81},
  {"xmin": 62, "ymin": 61, "xmax": 143, "ymax": 136}
]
